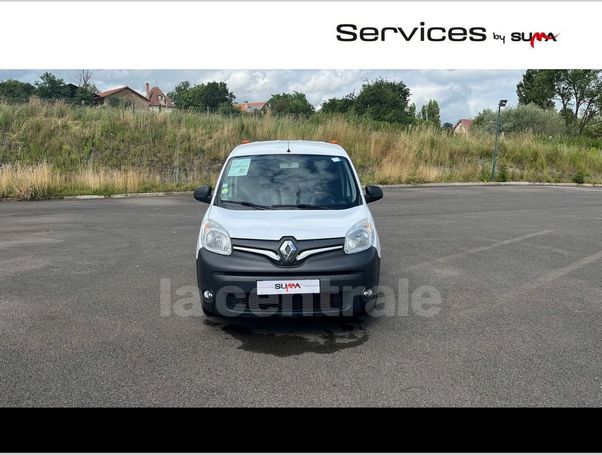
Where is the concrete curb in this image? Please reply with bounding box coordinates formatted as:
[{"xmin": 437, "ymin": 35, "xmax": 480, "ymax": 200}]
[
  {"xmin": 380, "ymin": 181, "xmax": 601, "ymax": 189},
  {"xmin": 63, "ymin": 191, "xmax": 193, "ymax": 200},
  {"xmin": 13, "ymin": 182, "xmax": 602, "ymax": 202}
]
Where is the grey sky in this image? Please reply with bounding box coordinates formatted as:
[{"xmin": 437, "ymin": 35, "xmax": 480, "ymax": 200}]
[{"xmin": 0, "ymin": 69, "xmax": 524, "ymax": 124}]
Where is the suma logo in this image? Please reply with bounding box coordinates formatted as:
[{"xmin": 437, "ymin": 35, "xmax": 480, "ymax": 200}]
[
  {"xmin": 511, "ymin": 32, "xmax": 559, "ymax": 48},
  {"xmin": 274, "ymin": 282, "xmax": 302, "ymax": 292}
]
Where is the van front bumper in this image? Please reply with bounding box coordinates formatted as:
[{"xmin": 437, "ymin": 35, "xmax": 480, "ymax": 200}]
[{"xmin": 196, "ymin": 245, "xmax": 380, "ymax": 317}]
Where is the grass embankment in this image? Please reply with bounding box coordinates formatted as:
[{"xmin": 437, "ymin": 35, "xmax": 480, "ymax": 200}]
[{"xmin": 1, "ymin": 99, "xmax": 601, "ymax": 199}]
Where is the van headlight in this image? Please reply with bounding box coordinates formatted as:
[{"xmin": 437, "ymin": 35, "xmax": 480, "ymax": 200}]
[
  {"xmin": 201, "ymin": 220, "xmax": 232, "ymax": 256},
  {"xmin": 344, "ymin": 219, "xmax": 374, "ymax": 254}
]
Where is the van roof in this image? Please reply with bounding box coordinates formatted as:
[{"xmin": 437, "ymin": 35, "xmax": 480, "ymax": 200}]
[{"xmin": 228, "ymin": 140, "xmax": 348, "ymax": 158}]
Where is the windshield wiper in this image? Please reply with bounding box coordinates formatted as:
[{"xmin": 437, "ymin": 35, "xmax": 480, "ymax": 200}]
[
  {"xmin": 221, "ymin": 200, "xmax": 270, "ymax": 210},
  {"xmin": 270, "ymin": 203, "xmax": 332, "ymax": 210}
]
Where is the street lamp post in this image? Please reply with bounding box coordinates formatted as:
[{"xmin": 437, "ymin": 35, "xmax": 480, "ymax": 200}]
[{"xmin": 491, "ymin": 99, "xmax": 507, "ymax": 181}]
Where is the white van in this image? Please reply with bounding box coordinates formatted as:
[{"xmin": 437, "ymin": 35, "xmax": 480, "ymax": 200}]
[{"xmin": 194, "ymin": 140, "xmax": 383, "ymax": 317}]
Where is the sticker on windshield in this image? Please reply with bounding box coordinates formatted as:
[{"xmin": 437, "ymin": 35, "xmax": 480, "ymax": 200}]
[
  {"xmin": 228, "ymin": 158, "xmax": 251, "ymax": 176},
  {"xmin": 279, "ymin": 162, "xmax": 299, "ymax": 169},
  {"xmin": 331, "ymin": 157, "xmax": 341, "ymax": 162},
  {"xmin": 220, "ymin": 183, "xmax": 230, "ymax": 199}
]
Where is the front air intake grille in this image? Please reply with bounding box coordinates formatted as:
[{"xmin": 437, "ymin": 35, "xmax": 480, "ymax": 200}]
[{"xmin": 224, "ymin": 292, "xmax": 345, "ymax": 315}]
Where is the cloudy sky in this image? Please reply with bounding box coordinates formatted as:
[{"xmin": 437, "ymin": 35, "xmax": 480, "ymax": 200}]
[{"xmin": 0, "ymin": 69, "xmax": 524, "ymax": 124}]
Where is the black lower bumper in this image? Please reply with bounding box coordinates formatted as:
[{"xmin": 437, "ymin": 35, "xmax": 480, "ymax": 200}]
[{"xmin": 196, "ymin": 246, "xmax": 380, "ymax": 317}]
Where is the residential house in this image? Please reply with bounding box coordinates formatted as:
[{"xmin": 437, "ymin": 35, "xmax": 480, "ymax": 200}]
[
  {"xmin": 145, "ymin": 83, "xmax": 175, "ymax": 112},
  {"xmin": 453, "ymin": 118, "xmax": 473, "ymax": 135},
  {"xmin": 95, "ymin": 86, "xmax": 150, "ymax": 110},
  {"xmin": 236, "ymin": 101, "xmax": 268, "ymax": 114}
]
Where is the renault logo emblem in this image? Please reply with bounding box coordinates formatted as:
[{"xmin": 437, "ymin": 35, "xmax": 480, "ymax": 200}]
[{"xmin": 279, "ymin": 239, "xmax": 298, "ymax": 262}]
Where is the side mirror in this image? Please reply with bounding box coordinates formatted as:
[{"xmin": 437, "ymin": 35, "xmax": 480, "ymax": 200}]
[
  {"xmin": 365, "ymin": 185, "xmax": 383, "ymax": 203},
  {"xmin": 193, "ymin": 185, "xmax": 212, "ymax": 204}
]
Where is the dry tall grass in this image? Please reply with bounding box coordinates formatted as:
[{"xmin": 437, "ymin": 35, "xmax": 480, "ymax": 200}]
[
  {"xmin": 0, "ymin": 162, "xmax": 185, "ymax": 200},
  {"xmin": 1, "ymin": 162, "xmax": 57, "ymax": 200},
  {"xmin": 1, "ymin": 100, "xmax": 601, "ymax": 199}
]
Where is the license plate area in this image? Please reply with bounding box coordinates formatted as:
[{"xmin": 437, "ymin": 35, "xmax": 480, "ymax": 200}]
[{"xmin": 256, "ymin": 279, "xmax": 320, "ymax": 295}]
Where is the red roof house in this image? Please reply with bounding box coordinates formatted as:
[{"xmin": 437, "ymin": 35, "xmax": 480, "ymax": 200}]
[
  {"xmin": 453, "ymin": 119, "xmax": 473, "ymax": 135},
  {"xmin": 95, "ymin": 84, "xmax": 175, "ymax": 112},
  {"xmin": 236, "ymin": 101, "xmax": 268, "ymax": 114},
  {"xmin": 95, "ymin": 86, "xmax": 150, "ymax": 109},
  {"xmin": 145, "ymin": 83, "xmax": 175, "ymax": 112}
]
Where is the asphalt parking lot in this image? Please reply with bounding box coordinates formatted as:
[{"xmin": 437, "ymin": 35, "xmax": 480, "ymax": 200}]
[{"xmin": 1, "ymin": 186, "xmax": 601, "ymax": 406}]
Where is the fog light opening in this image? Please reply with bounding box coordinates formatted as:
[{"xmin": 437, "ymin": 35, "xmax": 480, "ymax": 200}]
[
  {"xmin": 203, "ymin": 290, "xmax": 214, "ymax": 301},
  {"xmin": 362, "ymin": 288, "xmax": 374, "ymax": 299}
]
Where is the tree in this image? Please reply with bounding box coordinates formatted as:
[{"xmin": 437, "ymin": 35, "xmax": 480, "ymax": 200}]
[
  {"xmin": 320, "ymin": 94, "xmax": 355, "ymax": 114},
  {"xmin": 442, "ymin": 122, "xmax": 454, "ymax": 131},
  {"xmin": 267, "ymin": 92, "xmax": 315, "ymax": 117},
  {"xmin": 420, "ymin": 99, "xmax": 441, "ymax": 127},
  {"xmin": 201, "ymin": 82, "xmax": 235, "ymax": 112},
  {"xmin": 72, "ymin": 85, "xmax": 97, "ymax": 105},
  {"xmin": 72, "ymin": 69, "xmax": 97, "ymax": 105},
  {"xmin": 0, "ymin": 79, "xmax": 35, "ymax": 103},
  {"xmin": 77, "ymin": 69, "xmax": 94, "ymax": 88},
  {"xmin": 169, "ymin": 81, "xmax": 193, "ymax": 109},
  {"xmin": 516, "ymin": 69, "xmax": 556, "ymax": 109},
  {"xmin": 168, "ymin": 81, "xmax": 235, "ymax": 112},
  {"xmin": 473, "ymin": 104, "xmax": 564, "ymax": 136},
  {"xmin": 553, "ymin": 70, "xmax": 602, "ymax": 134},
  {"xmin": 353, "ymin": 79, "xmax": 414, "ymax": 124},
  {"xmin": 516, "ymin": 69, "xmax": 602, "ymax": 134},
  {"xmin": 583, "ymin": 116, "xmax": 602, "ymax": 138},
  {"xmin": 35, "ymin": 72, "xmax": 70, "ymax": 100}
]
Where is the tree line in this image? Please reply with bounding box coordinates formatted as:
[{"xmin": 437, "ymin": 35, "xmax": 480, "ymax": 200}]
[
  {"xmin": 168, "ymin": 70, "xmax": 602, "ymax": 137},
  {"xmin": 0, "ymin": 72, "xmax": 442, "ymax": 128},
  {"xmin": 475, "ymin": 70, "xmax": 602, "ymax": 137},
  {"xmin": 2, "ymin": 70, "xmax": 601, "ymax": 137},
  {"xmin": 168, "ymin": 78, "xmax": 442, "ymax": 127},
  {"xmin": 0, "ymin": 71, "xmax": 97, "ymax": 105}
]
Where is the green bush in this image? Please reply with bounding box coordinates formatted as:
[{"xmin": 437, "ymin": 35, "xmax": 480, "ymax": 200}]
[
  {"xmin": 496, "ymin": 163, "xmax": 509, "ymax": 182},
  {"xmin": 473, "ymin": 104, "xmax": 565, "ymax": 136},
  {"xmin": 573, "ymin": 170, "xmax": 586, "ymax": 184}
]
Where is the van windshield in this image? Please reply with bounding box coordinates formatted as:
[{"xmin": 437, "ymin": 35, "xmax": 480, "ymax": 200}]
[{"xmin": 215, "ymin": 154, "xmax": 361, "ymax": 210}]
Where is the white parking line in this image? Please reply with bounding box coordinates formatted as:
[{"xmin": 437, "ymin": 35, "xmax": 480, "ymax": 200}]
[
  {"xmin": 406, "ymin": 230, "xmax": 553, "ymax": 270},
  {"xmin": 501, "ymin": 250, "xmax": 602, "ymax": 299}
]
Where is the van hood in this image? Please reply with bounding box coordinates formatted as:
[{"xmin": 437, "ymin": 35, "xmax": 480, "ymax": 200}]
[{"xmin": 207, "ymin": 205, "xmax": 368, "ymax": 240}]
